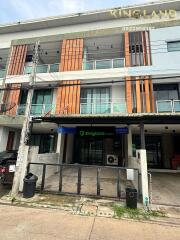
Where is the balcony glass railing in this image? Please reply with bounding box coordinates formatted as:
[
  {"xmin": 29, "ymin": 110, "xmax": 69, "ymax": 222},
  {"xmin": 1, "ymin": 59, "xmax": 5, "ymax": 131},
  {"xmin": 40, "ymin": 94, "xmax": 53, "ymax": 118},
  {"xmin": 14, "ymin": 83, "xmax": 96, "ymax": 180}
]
[
  {"xmin": 174, "ymin": 100, "xmax": 180, "ymax": 112},
  {"xmin": 0, "ymin": 69, "xmax": 6, "ymax": 78},
  {"xmin": 24, "ymin": 63, "xmax": 60, "ymax": 75},
  {"xmin": 83, "ymin": 58, "xmax": 125, "ymax": 70},
  {"xmin": 80, "ymin": 99, "xmax": 127, "ymax": 114},
  {"xmin": 156, "ymin": 100, "xmax": 180, "ymax": 113},
  {"xmin": 17, "ymin": 100, "xmax": 127, "ymax": 116},
  {"xmin": 49, "ymin": 63, "xmax": 59, "ymax": 72},
  {"xmin": 17, "ymin": 104, "xmax": 56, "ymax": 116}
]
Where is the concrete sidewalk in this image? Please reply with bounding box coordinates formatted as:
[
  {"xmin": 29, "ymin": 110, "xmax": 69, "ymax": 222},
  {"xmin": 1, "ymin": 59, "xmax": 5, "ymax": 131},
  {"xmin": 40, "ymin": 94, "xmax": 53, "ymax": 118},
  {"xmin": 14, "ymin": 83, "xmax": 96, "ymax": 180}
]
[{"xmin": 0, "ymin": 204, "xmax": 179, "ymax": 240}]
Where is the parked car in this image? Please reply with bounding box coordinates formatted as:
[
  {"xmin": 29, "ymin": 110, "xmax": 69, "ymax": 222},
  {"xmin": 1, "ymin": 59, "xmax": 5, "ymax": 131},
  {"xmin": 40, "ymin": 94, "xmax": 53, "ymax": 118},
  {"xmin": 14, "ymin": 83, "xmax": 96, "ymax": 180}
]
[{"xmin": 0, "ymin": 150, "xmax": 17, "ymax": 185}]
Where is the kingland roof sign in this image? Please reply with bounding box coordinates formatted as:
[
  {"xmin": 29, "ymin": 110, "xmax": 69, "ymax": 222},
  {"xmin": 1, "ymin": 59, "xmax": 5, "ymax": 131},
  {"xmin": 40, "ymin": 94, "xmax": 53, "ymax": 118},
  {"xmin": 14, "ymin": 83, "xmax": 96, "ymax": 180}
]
[{"xmin": 110, "ymin": 8, "xmax": 177, "ymax": 19}]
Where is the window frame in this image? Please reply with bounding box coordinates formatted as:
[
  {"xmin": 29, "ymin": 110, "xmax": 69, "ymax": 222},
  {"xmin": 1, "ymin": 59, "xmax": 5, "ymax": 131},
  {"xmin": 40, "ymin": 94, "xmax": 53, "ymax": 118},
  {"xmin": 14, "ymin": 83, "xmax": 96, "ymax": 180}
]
[{"xmin": 167, "ymin": 41, "xmax": 180, "ymax": 52}]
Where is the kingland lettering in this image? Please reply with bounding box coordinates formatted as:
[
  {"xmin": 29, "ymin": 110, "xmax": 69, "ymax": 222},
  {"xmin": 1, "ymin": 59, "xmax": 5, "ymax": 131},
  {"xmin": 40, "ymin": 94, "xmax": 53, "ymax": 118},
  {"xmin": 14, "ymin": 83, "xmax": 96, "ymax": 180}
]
[{"xmin": 110, "ymin": 9, "xmax": 177, "ymax": 19}]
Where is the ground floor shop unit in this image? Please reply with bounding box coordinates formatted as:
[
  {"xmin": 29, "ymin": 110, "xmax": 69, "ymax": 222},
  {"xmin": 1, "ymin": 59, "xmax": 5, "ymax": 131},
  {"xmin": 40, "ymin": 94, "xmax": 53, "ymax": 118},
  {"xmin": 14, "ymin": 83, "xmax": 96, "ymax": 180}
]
[
  {"xmin": 30, "ymin": 114, "xmax": 180, "ymax": 170},
  {"xmin": 1, "ymin": 114, "xmax": 180, "ymax": 205},
  {"xmin": 1, "ymin": 122, "xmax": 180, "ymax": 171},
  {"xmin": 57, "ymin": 128, "xmax": 180, "ymax": 170}
]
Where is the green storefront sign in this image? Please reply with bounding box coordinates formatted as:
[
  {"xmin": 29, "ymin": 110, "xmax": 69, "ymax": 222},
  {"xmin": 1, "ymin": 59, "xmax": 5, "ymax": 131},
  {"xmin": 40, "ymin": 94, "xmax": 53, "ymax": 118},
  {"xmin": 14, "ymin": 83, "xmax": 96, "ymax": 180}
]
[{"xmin": 77, "ymin": 127, "xmax": 115, "ymax": 138}]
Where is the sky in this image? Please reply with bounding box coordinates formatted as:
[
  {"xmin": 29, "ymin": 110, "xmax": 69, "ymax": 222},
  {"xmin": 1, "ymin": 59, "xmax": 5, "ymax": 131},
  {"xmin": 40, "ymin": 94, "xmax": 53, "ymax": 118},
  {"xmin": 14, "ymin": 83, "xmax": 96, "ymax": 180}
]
[{"xmin": 0, "ymin": 0, "xmax": 160, "ymax": 24}]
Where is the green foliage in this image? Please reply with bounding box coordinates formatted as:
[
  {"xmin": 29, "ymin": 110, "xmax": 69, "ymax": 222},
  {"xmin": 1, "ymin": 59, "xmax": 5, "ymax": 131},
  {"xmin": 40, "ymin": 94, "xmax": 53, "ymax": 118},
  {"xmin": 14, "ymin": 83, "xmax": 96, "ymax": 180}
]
[{"xmin": 113, "ymin": 205, "xmax": 166, "ymax": 220}]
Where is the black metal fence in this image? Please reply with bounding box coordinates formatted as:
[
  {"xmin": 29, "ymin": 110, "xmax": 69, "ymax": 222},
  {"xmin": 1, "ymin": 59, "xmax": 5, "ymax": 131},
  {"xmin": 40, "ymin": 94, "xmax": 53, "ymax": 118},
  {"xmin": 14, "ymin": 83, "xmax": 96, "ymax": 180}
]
[{"xmin": 27, "ymin": 163, "xmax": 140, "ymax": 199}]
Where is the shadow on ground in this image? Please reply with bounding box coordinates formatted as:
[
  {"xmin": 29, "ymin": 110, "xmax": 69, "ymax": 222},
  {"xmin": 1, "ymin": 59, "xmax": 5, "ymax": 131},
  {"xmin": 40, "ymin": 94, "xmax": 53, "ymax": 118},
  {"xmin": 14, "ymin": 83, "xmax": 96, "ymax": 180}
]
[{"xmin": 0, "ymin": 184, "xmax": 11, "ymax": 198}]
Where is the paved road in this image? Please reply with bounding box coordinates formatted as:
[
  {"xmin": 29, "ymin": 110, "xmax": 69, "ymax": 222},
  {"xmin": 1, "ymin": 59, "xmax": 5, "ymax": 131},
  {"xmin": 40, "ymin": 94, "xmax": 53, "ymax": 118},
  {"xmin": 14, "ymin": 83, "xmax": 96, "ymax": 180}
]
[{"xmin": 0, "ymin": 204, "xmax": 179, "ymax": 240}]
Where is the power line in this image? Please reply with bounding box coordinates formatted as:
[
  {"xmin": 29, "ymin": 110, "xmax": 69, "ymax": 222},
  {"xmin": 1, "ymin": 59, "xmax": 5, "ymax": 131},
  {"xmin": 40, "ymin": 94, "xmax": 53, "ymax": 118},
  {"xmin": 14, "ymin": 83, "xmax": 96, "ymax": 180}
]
[
  {"xmin": 1, "ymin": 74, "xmax": 180, "ymax": 92},
  {"xmin": 2, "ymin": 63, "xmax": 180, "ymax": 82},
  {"xmin": 0, "ymin": 39, "xmax": 179, "ymax": 62}
]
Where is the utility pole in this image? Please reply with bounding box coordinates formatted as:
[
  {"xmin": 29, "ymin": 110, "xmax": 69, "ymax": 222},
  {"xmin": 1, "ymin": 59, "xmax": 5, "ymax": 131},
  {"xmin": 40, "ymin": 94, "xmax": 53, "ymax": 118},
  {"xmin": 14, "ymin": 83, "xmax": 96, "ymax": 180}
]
[{"xmin": 11, "ymin": 40, "xmax": 40, "ymax": 195}]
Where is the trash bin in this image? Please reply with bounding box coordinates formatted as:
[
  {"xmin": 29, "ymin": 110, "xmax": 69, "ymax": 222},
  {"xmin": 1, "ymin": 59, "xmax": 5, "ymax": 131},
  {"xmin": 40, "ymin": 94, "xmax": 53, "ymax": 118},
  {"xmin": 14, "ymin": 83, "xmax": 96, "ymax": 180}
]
[
  {"xmin": 126, "ymin": 188, "xmax": 137, "ymax": 209},
  {"xmin": 23, "ymin": 173, "xmax": 38, "ymax": 198}
]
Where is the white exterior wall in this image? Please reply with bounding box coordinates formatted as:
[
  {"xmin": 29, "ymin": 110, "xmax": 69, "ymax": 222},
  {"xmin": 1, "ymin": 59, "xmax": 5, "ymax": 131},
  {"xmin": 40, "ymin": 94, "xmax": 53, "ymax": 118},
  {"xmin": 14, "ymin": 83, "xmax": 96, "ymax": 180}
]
[
  {"xmin": 112, "ymin": 84, "xmax": 125, "ymax": 100},
  {"xmin": 0, "ymin": 127, "xmax": 21, "ymax": 152},
  {"xmin": 28, "ymin": 146, "xmax": 59, "ymax": 187},
  {"xmin": 150, "ymin": 26, "xmax": 180, "ymax": 69},
  {"xmin": 0, "ymin": 127, "xmax": 9, "ymax": 151},
  {"xmin": 112, "ymin": 84, "xmax": 126, "ymax": 111}
]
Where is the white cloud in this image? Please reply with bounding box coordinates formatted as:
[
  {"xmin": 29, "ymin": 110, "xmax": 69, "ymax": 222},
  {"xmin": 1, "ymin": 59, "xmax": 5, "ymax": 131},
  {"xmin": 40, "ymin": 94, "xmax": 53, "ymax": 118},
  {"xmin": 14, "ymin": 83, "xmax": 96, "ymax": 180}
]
[
  {"xmin": 49, "ymin": 0, "xmax": 87, "ymax": 14},
  {"xmin": 8, "ymin": 0, "xmax": 36, "ymax": 20},
  {"xmin": 5, "ymin": 0, "xmax": 87, "ymax": 22}
]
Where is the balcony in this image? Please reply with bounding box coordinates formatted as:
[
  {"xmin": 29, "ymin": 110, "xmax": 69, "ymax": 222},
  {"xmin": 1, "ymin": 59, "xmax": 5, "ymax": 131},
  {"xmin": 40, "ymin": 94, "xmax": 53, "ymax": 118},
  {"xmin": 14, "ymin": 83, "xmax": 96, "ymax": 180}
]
[
  {"xmin": 17, "ymin": 104, "xmax": 56, "ymax": 116},
  {"xmin": 156, "ymin": 100, "xmax": 180, "ymax": 113},
  {"xmin": 80, "ymin": 99, "xmax": 127, "ymax": 114},
  {"xmin": 16, "ymin": 100, "xmax": 127, "ymax": 116},
  {"xmin": 83, "ymin": 58, "xmax": 125, "ymax": 70},
  {"xmin": 23, "ymin": 58, "xmax": 125, "ymax": 74},
  {"xmin": 24, "ymin": 63, "xmax": 60, "ymax": 75}
]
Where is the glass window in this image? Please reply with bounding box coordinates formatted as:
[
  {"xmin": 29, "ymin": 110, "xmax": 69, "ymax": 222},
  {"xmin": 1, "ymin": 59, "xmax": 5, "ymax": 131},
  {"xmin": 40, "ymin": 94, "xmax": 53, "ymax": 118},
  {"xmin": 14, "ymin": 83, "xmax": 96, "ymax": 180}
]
[
  {"xmin": 32, "ymin": 89, "xmax": 52, "ymax": 104},
  {"xmin": 20, "ymin": 90, "xmax": 28, "ymax": 104},
  {"xmin": 32, "ymin": 89, "xmax": 52, "ymax": 115},
  {"xmin": 167, "ymin": 41, "xmax": 180, "ymax": 52},
  {"xmin": 80, "ymin": 87, "xmax": 110, "ymax": 114},
  {"xmin": 30, "ymin": 134, "xmax": 55, "ymax": 153},
  {"xmin": 154, "ymin": 84, "xmax": 179, "ymax": 101}
]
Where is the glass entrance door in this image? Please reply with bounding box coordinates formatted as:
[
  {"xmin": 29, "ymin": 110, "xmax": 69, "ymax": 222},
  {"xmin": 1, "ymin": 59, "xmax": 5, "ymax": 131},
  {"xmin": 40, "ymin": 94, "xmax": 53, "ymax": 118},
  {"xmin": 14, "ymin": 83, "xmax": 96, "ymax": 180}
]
[{"xmin": 75, "ymin": 138, "xmax": 104, "ymax": 165}]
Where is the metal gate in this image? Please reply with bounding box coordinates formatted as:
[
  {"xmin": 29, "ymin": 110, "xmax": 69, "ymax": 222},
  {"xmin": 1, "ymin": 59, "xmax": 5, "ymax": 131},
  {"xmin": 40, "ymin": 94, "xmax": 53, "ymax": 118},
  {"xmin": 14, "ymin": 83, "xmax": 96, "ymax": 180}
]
[{"xmin": 27, "ymin": 163, "xmax": 140, "ymax": 199}]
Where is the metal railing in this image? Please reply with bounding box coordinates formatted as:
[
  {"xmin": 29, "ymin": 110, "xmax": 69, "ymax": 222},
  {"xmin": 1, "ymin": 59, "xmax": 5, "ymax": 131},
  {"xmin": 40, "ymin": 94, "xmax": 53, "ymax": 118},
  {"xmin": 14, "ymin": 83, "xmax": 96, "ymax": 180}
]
[
  {"xmin": 17, "ymin": 104, "xmax": 56, "ymax": 116},
  {"xmin": 80, "ymin": 98, "xmax": 127, "ymax": 114},
  {"xmin": 27, "ymin": 162, "xmax": 140, "ymax": 199},
  {"xmin": 83, "ymin": 58, "xmax": 125, "ymax": 70},
  {"xmin": 24, "ymin": 63, "xmax": 60, "ymax": 74},
  {"xmin": 17, "ymin": 100, "xmax": 127, "ymax": 116},
  {"xmin": 156, "ymin": 100, "xmax": 180, "ymax": 113},
  {"xmin": 22, "ymin": 58, "xmax": 125, "ymax": 75}
]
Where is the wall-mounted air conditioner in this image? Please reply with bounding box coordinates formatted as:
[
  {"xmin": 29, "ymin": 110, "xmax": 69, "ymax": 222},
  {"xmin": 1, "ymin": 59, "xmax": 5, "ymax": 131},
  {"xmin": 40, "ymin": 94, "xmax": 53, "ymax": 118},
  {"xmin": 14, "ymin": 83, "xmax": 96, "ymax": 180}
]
[{"xmin": 106, "ymin": 154, "xmax": 118, "ymax": 166}]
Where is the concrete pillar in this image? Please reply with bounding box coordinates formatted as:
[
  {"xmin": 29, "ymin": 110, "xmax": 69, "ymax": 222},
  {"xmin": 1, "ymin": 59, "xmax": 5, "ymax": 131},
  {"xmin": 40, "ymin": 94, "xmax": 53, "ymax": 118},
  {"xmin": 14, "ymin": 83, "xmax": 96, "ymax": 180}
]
[
  {"xmin": 136, "ymin": 149, "xmax": 149, "ymax": 206},
  {"xmin": 140, "ymin": 122, "xmax": 145, "ymax": 149},
  {"xmin": 56, "ymin": 133, "xmax": 65, "ymax": 164},
  {"xmin": 65, "ymin": 134, "xmax": 74, "ymax": 164},
  {"xmin": 136, "ymin": 123, "xmax": 149, "ymax": 206},
  {"xmin": 162, "ymin": 134, "xmax": 173, "ymax": 168},
  {"xmin": 127, "ymin": 126, "xmax": 132, "ymax": 158},
  {"xmin": 126, "ymin": 126, "xmax": 133, "ymax": 168},
  {"xmin": 18, "ymin": 145, "xmax": 29, "ymax": 191}
]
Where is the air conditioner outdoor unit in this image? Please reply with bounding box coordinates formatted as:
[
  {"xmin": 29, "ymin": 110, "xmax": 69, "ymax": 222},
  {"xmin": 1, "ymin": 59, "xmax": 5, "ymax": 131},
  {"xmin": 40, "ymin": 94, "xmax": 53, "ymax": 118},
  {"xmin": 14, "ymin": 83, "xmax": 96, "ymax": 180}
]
[{"xmin": 106, "ymin": 154, "xmax": 118, "ymax": 166}]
